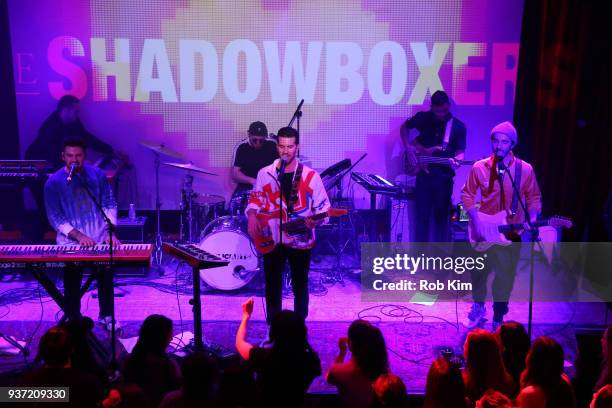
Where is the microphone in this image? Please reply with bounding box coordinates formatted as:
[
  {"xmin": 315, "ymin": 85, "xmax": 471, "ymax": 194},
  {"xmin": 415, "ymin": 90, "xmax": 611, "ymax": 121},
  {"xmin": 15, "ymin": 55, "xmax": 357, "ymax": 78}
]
[
  {"xmin": 278, "ymin": 159, "xmax": 287, "ymax": 178},
  {"xmin": 496, "ymin": 156, "xmax": 507, "ymax": 177},
  {"xmin": 66, "ymin": 163, "xmax": 77, "ymax": 184}
]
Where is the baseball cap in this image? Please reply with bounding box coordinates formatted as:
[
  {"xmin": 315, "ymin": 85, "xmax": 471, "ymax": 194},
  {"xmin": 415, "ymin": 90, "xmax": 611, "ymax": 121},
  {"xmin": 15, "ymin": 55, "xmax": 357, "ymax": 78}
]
[{"xmin": 248, "ymin": 121, "xmax": 268, "ymax": 137}]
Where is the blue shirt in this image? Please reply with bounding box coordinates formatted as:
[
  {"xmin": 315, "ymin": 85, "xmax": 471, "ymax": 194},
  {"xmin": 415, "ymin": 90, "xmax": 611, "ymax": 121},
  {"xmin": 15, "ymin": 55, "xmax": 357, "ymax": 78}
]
[{"xmin": 44, "ymin": 164, "xmax": 117, "ymax": 245}]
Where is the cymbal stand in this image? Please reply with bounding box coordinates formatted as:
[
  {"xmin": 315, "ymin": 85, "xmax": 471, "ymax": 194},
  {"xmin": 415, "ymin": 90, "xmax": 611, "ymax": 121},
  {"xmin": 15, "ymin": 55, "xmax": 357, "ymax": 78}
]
[
  {"xmin": 153, "ymin": 152, "xmax": 163, "ymax": 266},
  {"xmin": 322, "ymin": 177, "xmax": 352, "ymax": 285},
  {"xmin": 322, "ymin": 154, "xmax": 367, "ymax": 284},
  {"xmin": 179, "ymin": 174, "xmax": 196, "ymax": 243}
]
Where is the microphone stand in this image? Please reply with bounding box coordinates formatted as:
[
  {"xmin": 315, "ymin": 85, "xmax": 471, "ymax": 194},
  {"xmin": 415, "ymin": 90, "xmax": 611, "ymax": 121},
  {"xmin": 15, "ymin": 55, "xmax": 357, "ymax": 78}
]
[
  {"xmin": 498, "ymin": 160, "xmax": 544, "ymax": 338},
  {"xmin": 278, "ymin": 159, "xmax": 287, "ymax": 251},
  {"xmin": 288, "ymin": 99, "xmax": 304, "ymax": 128},
  {"xmin": 272, "ymin": 99, "xmax": 303, "ymax": 293},
  {"xmin": 288, "ymin": 99, "xmax": 304, "ymax": 156},
  {"xmin": 74, "ymin": 169, "xmax": 120, "ymax": 372}
]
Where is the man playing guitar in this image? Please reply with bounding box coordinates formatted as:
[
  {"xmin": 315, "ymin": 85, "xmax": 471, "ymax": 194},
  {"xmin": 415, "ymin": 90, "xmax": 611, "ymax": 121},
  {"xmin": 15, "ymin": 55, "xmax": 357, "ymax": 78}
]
[
  {"xmin": 461, "ymin": 121, "xmax": 542, "ymax": 330},
  {"xmin": 246, "ymin": 126, "xmax": 330, "ymax": 323}
]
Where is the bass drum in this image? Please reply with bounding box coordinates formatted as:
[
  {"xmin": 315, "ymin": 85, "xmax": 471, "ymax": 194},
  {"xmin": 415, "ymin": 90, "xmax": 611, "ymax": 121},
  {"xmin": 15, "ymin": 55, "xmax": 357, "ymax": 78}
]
[{"xmin": 197, "ymin": 216, "xmax": 259, "ymax": 290}]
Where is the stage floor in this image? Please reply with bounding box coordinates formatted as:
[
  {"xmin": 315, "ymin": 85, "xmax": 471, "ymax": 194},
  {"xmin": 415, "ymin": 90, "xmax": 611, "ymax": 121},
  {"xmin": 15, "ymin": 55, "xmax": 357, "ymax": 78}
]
[{"xmin": 0, "ymin": 255, "xmax": 608, "ymax": 393}]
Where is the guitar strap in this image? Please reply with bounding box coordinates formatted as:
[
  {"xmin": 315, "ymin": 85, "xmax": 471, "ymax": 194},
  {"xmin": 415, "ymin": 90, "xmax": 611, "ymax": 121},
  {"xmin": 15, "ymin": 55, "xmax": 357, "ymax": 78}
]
[
  {"xmin": 510, "ymin": 158, "xmax": 522, "ymax": 216},
  {"xmin": 287, "ymin": 163, "xmax": 303, "ymax": 214},
  {"xmin": 442, "ymin": 117, "xmax": 453, "ymax": 151}
]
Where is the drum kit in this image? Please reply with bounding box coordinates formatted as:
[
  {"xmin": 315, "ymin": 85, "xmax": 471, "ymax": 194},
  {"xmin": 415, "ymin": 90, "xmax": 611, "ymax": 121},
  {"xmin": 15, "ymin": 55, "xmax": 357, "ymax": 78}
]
[{"xmin": 139, "ymin": 140, "xmax": 260, "ymax": 291}]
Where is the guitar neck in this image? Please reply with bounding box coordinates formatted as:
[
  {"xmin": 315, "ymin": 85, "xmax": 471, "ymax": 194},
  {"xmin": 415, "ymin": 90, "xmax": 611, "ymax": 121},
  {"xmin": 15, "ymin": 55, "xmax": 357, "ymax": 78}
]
[
  {"xmin": 499, "ymin": 220, "xmax": 548, "ymax": 232},
  {"xmin": 282, "ymin": 211, "xmax": 329, "ymax": 231},
  {"xmin": 418, "ymin": 156, "xmax": 473, "ymax": 165}
]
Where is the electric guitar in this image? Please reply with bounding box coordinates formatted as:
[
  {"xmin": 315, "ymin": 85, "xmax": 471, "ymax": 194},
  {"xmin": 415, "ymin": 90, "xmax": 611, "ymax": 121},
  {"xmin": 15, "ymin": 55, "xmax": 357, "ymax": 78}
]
[
  {"xmin": 251, "ymin": 208, "xmax": 347, "ymax": 254},
  {"xmin": 405, "ymin": 152, "xmax": 475, "ymax": 176},
  {"xmin": 468, "ymin": 211, "xmax": 573, "ymax": 254}
]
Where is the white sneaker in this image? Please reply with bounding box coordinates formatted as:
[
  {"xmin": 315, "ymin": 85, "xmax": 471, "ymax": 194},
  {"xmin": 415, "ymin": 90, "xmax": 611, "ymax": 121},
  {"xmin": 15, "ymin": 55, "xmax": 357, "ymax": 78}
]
[
  {"xmin": 463, "ymin": 303, "xmax": 486, "ymax": 329},
  {"xmin": 99, "ymin": 316, "xmax": 122, "ymax": 332}
]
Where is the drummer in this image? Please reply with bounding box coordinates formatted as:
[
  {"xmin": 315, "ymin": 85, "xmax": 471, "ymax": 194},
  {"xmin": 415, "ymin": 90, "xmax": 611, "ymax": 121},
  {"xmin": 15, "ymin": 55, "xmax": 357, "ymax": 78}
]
[{"xmin": 231, "ymin": 121, "xmax": 278, "ymax": 201}]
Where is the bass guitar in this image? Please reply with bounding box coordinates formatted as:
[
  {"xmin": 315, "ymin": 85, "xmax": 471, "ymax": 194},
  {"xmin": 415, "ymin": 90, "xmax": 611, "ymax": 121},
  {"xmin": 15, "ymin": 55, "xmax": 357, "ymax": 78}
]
[{"xmin": 405, "ymin": 152, "xmax": 474, "ymax": 176}]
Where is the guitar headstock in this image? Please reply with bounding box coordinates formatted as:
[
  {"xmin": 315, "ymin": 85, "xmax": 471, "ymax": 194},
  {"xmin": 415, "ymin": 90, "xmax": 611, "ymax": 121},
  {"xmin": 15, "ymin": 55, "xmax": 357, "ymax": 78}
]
[
  {"xmin": 548, "ymin": 215, "xmax": 573, "ymax": 229},
  {"xmin": 327, "ymin": 208, "xmax": 348, "ymax": 217}
]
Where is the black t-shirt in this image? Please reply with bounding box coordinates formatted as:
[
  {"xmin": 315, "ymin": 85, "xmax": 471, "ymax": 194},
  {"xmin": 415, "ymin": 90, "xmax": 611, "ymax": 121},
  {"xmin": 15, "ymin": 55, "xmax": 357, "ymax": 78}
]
[
  {"xmin": 248, "ymin": 345, "xmax": 321, "ymax": 407},
  {"xmin": 234, "ymin": 140, "xmax": 279, "ymax": 192},
  {"xmin": 26, "ymin": 111, "xmax": 114, "ymax": 171},
  {"xmin": 402, "ymin": 111, "xmax": 467, "ymax": 178},
  {"xmin": 280, "ymin": 171, "xmax": 295, "ymax": 206}
]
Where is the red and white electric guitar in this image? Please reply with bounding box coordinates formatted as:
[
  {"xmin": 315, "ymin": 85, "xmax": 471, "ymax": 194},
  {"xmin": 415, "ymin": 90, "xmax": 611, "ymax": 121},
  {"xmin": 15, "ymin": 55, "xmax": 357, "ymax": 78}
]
[
  {"xmin": 468, "ymin": 211, "xmax": 573, "ymax": 254},
  {"xmin": 251, "ymin": 208, "xmax": 347, "ymax": 254}
]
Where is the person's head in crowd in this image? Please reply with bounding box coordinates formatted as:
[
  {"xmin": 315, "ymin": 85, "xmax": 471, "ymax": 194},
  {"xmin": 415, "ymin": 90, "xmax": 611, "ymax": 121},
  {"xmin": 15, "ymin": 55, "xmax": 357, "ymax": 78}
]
[
  {"xmin": 36, "ymin": 326, "xmax": 72, "ymax": 368},
  {"xmin": 133, "ymin": 314, "xmax": 173, "ymax": 357},
  {"xmin": 496, "ymin": 321, "xmax": 531, "ymax": 384},
  {"xmin": 592, "ymin": 384, "xmax": 612, "ymax": 408},
  {"xmin": 348, "ymin": 319, "xmax": 389, "ymax": 381},
  {"xmin": 464, "ymin": 329, "xmax": 514, "ymax": 401},
  {"xmin": 373, "ymin": 373, "xmax": 408, "ymax": 408},
  {"xmin": 521, "ymin": 336, "xmax": 564, "ymax": 389},
  {"xmin": 117, "ymin": 383, "xmax": 151, "ymax": 408},
  {"xmin": 520, "ymin": 336, "xmax": 575, "ymax": 407},
  {"xmin": 476, "ymin": 389, "xmax": 513, "ymax": 408},
  {"xmin": 269, "ymin": 309, "xmax": 311, "ymax": 353},
  {"xmin": 57, "ymin": 94, "xmax": 80, "ymax": 124},
  {"xmin": 61, "ymin": 316, "xmax": 107, "ymax": 384},
  {"xmin": 123, "ymin": 314, "xmax": 180, "ymax": 407},
  {"xmin": 217, "ymin": 364, "xmax": 256, "ymax": 408},
  {"xmin": 596, "ymin": 324, "xmax": 612, "ymax": 390},
  {"xmin": 423, "ymin": 356, "xmax": 466, "ymax": 408},
  {"xmin": 181, "ymin": 351, "xmax": 219, "ymax": 401}
]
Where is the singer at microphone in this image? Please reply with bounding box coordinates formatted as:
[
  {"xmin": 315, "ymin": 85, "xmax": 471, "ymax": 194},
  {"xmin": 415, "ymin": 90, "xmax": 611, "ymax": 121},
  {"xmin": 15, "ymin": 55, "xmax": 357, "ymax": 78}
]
[
  {"xmin": 245, "ymin": 126, "xmax": 331, "ymax": 324},
  {"xmin": 460, "ymin": 121, "xmax": 543, "ymax": 330},
  {"xmin": 44, "ymin": 139, "xmax": 120, "ymax": 325}
]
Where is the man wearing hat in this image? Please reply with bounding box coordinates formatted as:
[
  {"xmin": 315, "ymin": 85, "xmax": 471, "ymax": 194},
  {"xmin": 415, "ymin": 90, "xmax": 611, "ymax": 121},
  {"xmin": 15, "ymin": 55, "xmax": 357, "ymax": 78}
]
[
  {"xmin": 232, "ymin": 121, "xmax": 279, "ymax": 200},
  {"xmin": 461, "ymin": 121, "xmax": 542, "ymax": 330}
]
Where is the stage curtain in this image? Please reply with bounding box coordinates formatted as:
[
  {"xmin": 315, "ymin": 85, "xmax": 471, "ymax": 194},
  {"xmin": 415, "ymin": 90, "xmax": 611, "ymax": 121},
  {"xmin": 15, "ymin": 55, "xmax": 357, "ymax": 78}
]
[{"xmin": 514, "ymin": 0, "xmax": 612, "ymax": 241}]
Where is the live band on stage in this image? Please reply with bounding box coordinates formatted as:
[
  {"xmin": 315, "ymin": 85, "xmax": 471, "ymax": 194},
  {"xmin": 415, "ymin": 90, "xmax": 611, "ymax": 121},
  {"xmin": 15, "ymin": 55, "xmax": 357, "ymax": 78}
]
[{"xmin": 0, "ymin": 90, "xmax": 573, "ymax": 334}]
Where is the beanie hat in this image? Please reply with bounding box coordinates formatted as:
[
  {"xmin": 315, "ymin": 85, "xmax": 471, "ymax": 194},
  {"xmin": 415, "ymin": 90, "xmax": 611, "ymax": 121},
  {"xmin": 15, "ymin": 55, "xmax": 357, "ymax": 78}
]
[{"xmin": 490, "ymin": 121, "xmax": 517, "ymax": 146}]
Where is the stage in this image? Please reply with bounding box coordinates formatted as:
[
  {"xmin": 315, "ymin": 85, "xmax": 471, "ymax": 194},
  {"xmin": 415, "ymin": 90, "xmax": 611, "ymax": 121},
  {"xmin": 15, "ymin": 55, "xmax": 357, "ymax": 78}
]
[{"xmin": 0, "ymin": 254, "xmax": 607, "ymax": 394}]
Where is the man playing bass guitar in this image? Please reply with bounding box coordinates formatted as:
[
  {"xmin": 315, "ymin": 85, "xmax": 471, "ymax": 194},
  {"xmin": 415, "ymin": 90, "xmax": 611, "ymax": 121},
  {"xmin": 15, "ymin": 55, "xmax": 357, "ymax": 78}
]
[
  {"xmin": 246, "ymin": 126, "xmax": 330, "ymax": 324},
  {"xmin": 401, "ymin": 90, "xmax": 467, "ymax": 242}
]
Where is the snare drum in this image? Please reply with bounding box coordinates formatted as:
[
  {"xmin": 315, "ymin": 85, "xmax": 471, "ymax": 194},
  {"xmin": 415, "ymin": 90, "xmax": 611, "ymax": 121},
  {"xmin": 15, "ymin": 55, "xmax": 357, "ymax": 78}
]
[
  {"xmin": 198, "ymin": 217, "xmax": 258, "ymax": 290},
  {"xmin": 192, "ymin": 194, "xmax": 225, "ymax": 240}
]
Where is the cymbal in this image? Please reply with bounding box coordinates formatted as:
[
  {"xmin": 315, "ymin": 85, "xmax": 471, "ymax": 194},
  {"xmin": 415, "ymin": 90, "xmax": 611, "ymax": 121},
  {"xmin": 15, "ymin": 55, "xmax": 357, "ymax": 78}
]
[
  {"xmin": 139, "ymin": 140, "xmax": 184, "ymax": 159},
  {"xmin": 162, "ymin": 161, "xmax": 218, "ymax": 176}
]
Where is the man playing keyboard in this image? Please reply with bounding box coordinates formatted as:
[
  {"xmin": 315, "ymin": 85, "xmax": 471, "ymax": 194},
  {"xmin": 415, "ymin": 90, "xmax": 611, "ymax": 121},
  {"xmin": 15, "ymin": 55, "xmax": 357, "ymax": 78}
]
[{"xmin": 44, "ymin": 139, "xmax": 121, "ymax": 331}]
